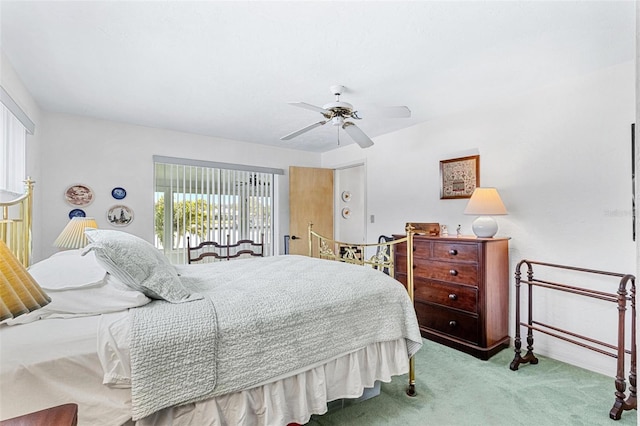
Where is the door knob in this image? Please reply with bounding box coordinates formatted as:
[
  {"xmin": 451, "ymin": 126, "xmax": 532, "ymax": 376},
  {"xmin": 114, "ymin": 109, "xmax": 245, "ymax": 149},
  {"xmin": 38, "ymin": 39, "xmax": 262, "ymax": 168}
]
[{"xmin": 290, "ymin": 235, "xmax": 300, "ymax": 240}]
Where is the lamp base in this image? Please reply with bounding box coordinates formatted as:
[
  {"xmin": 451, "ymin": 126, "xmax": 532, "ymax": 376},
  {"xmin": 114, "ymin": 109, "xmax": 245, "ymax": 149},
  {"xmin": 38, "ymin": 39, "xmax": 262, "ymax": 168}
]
[{"xmin": 471, "ymin": 216, "xmax": 498, "ymax": 238}]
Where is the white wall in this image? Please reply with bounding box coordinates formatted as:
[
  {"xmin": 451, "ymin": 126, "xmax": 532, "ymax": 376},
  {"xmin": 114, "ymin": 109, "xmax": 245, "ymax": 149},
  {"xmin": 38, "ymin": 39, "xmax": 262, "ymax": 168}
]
[
  {"xmin": 334, "ymin": 163, "xmax": 366, "ymax": 243},
  {"xmin": 322, "ymin": 61, "xmax": 637, "ymax": 377},
  {"xmin": 34, "ymin": 113, "xmax": 320, "ymax": 261}
]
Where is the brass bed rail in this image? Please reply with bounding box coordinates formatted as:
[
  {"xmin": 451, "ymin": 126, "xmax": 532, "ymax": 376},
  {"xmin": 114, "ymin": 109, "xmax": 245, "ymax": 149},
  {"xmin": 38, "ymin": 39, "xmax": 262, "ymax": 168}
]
[
  {"xmin": 307, "ymin": 223, "xmax": 417, "ymax": 396},
  {"xmin": 509, "ymin": 259, "xmax": 636, "ymax": 420},
  {"xmin": 0, "ymin": 179, "xmax": 34, "ymax": 267}
]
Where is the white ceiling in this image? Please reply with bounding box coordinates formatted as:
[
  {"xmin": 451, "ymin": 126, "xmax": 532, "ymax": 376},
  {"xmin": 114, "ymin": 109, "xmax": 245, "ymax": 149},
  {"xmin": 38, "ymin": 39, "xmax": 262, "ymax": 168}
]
[{"xmin": 0, "ymin": 1, "xmax": 635, "ymax": 153}]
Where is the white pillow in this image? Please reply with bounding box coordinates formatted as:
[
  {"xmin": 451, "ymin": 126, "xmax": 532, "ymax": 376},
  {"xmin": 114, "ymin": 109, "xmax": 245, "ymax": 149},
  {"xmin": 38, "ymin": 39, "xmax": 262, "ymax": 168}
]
[
  {"xmin": 83, "ymin": 229, "xmax": 200, "ymax": 303},
  {"xmin": 28, "ymin": 249, "xmax": 107, "ymax": 290},
  {"xmin": 4, "ymin": 273, "xmax": 151, "ymax": 325}
]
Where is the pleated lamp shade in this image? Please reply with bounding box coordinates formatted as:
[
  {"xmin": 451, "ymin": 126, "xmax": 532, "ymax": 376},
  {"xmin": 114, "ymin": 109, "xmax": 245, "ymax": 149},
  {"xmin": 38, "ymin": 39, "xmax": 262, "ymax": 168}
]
[
  {"xmin": 54, "ymin": 217, "xmax": 98, "ymax": 249},
  {"xmin": 0, "ymin": 240, "xmax": 51, "ymax": 321}
]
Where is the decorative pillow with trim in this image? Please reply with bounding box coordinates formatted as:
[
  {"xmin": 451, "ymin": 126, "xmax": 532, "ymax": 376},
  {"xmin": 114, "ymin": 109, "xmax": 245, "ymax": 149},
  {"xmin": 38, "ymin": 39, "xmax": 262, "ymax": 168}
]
[{"xmin": 83, "ymin": 229, "xmax": 200, "ymax": 303}]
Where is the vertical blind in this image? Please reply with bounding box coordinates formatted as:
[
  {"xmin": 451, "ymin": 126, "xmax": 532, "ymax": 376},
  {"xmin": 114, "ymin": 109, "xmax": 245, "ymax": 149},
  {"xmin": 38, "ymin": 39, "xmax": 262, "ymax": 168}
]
[
  {"xmin": 153, "ymin": 156, "xmax": 281, "ymax": 264},
  {"xmin": 0, "ymin": 103, "xmax": 27, "ymax": 194}
]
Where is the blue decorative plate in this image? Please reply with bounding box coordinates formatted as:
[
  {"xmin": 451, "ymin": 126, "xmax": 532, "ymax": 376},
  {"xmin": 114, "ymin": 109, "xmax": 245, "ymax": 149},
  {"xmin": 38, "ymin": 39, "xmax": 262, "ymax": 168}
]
[
  {"xmin": 111, "ymin": 187, "xmax": 127, "ymax": 200},
  {"xmin": 68, "ymin": 208, "xmax": 86, "ymax": 219}
]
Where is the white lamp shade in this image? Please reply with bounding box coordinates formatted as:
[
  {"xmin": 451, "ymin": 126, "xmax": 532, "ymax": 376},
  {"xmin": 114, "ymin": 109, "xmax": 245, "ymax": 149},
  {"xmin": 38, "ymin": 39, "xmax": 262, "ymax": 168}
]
[
  {"xmin": 464, "ymin": 188, "xmax": 507, "ymax": 238},
  {"xmin": 54, "ymin": 217, "xmax": 98, "ymax": 249},
  {"xmin": 464, "ymin": 188, "xmax": 507, "ymax": 215}
]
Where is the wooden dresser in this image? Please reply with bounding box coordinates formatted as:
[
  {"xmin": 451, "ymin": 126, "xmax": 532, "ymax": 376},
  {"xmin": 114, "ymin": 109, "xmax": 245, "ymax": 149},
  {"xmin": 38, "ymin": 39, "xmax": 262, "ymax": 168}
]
[{"xmin": 394, "ymin": 235, "xmax": 510, "ymax": 360}]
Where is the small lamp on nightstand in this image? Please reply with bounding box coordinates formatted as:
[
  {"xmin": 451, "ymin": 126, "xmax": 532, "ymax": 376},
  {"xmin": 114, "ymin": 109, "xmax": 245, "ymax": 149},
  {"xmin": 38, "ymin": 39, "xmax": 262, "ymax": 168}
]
[{"xmin": 463, "ymin": 187, "xmax": 508, "ymax": 238}]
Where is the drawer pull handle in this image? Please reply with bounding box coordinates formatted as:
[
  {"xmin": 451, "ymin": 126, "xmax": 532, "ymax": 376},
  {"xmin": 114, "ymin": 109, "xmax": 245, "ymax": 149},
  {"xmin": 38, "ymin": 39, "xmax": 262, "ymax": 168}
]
[
  {"xmin": 448, "ymin": 293, "xmax": 457, "ymax": 300},
  {"xmin": 449, "ymin": 269, "xmax": 458, "ymax": 276},
  {"xmin": 449, "ymin": 320, "xmax": 457, "ymax": 327},
  {"xmin": 449, "ymin": 249, "xmax": 458, "ymax": 255}
]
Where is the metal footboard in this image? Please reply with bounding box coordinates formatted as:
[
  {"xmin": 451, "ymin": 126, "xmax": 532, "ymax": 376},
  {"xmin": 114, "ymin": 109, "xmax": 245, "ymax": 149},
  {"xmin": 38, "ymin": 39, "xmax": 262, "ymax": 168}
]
[{"xmin": 308, "ymin": 222, "xmax": 417, "ymax": 396}]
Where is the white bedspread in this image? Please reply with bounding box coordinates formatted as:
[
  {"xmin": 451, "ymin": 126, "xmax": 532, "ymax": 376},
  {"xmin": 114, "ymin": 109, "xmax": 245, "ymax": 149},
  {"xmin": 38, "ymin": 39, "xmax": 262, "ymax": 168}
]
[{"xmin": 129, "ymin": 255, "xmax": 422, "ymax": 420}]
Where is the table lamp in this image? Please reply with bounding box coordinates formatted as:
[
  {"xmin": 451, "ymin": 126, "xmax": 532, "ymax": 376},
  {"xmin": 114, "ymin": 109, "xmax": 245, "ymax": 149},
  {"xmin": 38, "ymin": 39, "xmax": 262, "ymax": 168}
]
[
  {"xmin": 0, "ymin": 240, "xmax": 51, "ymax": 321},
  {"xmin": 54, "ymin": 217, "xmax": 98, "ymax": 249},
  {"xmin": 463, "ymin": 187, "xmax": 507, "ymax": 238}
]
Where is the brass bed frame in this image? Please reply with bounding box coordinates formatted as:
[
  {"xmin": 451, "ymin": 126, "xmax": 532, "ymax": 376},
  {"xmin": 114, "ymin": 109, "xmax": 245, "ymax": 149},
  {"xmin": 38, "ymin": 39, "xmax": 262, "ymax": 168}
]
[
  {"xmin": 0, "ymin": 179, "xmax": 34, "ymax": 267},
  {"xmin": 308, "ymin": 223, "xmax": 418, "ymax": 396}
]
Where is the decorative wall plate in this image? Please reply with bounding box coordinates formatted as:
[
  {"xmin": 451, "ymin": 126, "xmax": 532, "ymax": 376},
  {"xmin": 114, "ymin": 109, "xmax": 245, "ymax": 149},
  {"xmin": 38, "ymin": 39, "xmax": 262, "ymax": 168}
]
[
  {"xmin": 111, "ymin": 187, "xmax": 127, "ymax": 200},
  {"xmin": 107, "ymin": 205, "xmax": 134, "ymax": 227},
  {"xmin": 341, "ymin": 191, "xmax": 352, "ymax": 202},
  {"xmin": 341, "ymin": 207, "xmax": 352, "ymax": 219},
  {"xmin": 68, "ymin": 208, "xmax": 86, "ymax": 219},
  {"xmin": 64, "ymin": 184, "xmax": 94, "ymax": 207}
]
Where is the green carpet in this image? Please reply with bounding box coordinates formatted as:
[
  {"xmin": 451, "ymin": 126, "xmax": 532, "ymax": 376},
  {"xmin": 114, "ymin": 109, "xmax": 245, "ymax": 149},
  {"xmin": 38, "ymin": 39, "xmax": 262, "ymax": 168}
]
[{"xmin": 306, "ymin": 339, "xmax": 637, "ymax": 426}]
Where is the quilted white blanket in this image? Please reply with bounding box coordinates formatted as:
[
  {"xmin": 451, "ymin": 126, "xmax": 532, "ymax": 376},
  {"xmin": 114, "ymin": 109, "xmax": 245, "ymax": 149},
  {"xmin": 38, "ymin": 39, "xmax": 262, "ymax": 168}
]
[{"xmin": 129, "ymin": 255, "xmax": 422, "ymax": 420}]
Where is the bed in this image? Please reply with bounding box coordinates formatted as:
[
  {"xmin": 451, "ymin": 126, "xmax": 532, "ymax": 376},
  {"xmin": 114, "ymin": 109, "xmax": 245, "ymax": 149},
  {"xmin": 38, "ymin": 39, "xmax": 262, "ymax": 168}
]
[{"xmin": 0, "ymin": 185, "xmax": 422, "ymax": 425}]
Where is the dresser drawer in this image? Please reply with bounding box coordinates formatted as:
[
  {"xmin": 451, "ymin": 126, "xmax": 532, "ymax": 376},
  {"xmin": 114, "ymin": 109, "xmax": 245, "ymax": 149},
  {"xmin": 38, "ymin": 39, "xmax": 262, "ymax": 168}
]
[
  {"xmin": 394, "ymin": 239, "xmax": 431, "ymax": 260},
  {"xmin": 414, "ymin": 278, "xmax": 477, "ymax": 313},
  {"xmin": 412, "ymin": 241, "xmax": 431, "ymax": 259},
  {"xmin": 414, "ymin": 260, "xmax": 478, "ymax": 286},
  {"xmin": 432, "ymin": 241, "xmax": 478, "ymax": 262},
  {"xmin": 415, "ymin": 302, "xmax": 480, "ymax": 344}
]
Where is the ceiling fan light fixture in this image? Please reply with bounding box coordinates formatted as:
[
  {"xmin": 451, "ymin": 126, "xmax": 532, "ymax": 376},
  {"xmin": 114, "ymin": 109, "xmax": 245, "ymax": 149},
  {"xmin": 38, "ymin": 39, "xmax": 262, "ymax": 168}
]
[{"xmin": 282, "ymin": 84, "xmax": 410, "ymax": 149}]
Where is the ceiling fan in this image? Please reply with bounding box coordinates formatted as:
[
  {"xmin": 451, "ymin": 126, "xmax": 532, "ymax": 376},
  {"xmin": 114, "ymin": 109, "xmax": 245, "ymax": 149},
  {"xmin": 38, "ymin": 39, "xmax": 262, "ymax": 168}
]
[{"xmin": 281, "ymin": 85, "xmax": 411, "ymax": 148}]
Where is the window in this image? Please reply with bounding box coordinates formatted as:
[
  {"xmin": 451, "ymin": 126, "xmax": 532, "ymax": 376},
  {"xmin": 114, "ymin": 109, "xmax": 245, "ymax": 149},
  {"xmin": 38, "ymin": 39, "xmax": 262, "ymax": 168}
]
[
  {"xmin": 153, "ymin": 156, "xmax": 282, "ymax": 264},
  {"xmin": 1, "ymin": 87, "xmax": 34, "ymax": 194},
  {"xmin": 0, "ymin": 101, "xmax": 27, "ymax": 194}
]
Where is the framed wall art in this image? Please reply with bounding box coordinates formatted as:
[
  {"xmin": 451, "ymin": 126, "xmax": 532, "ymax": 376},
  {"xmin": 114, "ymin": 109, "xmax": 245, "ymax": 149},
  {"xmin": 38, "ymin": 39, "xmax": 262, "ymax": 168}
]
[
  {"xmin": 68, "ymin": 208, "xmax": 86, "ymax": 219},
  {"xmin": 64, "ymin": 184, "xmax": 94, "ymax": 207},
  {"xmin": 107, "ymin": 205, "xmax": 134, "ymax": 227},
  {"xmin": 439, "ymin": 155, "xmax": 480, "ymax": 199},
  {"xmin": 111, "ymin": 187, "xmax": 127, "ymax": 200}
]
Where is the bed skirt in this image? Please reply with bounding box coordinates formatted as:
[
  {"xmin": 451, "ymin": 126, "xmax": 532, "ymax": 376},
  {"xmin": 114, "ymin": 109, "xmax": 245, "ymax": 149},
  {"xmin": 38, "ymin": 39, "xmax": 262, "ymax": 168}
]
[{"xmin": 131, "ymin": 338, "xmax": 410, "ymax": 426}]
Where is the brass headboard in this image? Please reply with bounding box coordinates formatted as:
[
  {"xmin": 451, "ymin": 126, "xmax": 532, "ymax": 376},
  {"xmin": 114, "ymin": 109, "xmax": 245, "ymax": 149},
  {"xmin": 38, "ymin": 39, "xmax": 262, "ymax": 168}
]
[
  {"xmin": 307, "ymin": 222, "xmax": 418, "ymax": 396},
  {"xmin": 0, "ymin": 179, "xmax": 34, "ymax": 267}
]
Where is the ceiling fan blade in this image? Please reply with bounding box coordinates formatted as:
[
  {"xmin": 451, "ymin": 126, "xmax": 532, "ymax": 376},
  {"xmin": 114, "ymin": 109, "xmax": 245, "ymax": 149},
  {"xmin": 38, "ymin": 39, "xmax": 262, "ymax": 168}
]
[
  {"xmin": 280, "ymin": 120, "xmax": 327, "ymax": 140},
  {"xmin": 342, "ymin": 122, "xmax": 374, "ymax": 148},
  {"xmin": 288, "ymin": 102, "xmax": 330, "ymax": 115},
  {"xmin": 378, "ymin": 106, "xmax": 412, "ymax": 118}
]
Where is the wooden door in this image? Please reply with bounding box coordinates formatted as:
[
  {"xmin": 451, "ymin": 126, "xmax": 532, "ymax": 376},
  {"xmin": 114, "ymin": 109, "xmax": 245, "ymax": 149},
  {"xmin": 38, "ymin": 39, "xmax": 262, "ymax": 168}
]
[{"xmin": 289, "ymin": 166, "xmax": 333, "ymax": 256}]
